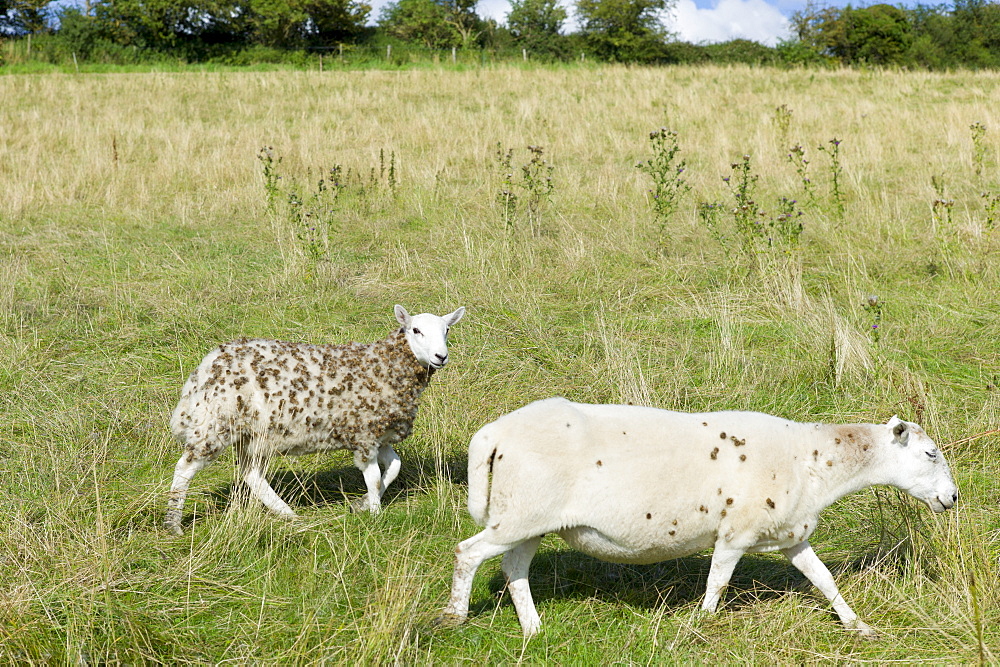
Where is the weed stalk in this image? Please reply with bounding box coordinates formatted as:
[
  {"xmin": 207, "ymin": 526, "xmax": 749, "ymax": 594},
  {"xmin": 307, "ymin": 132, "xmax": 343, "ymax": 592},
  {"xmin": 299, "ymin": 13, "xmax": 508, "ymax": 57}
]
[
  {"xmin": 636, "ymin": 128, "xmax": 691, "ymax": 245},
  {"xmin": 817, "ymin": 137, "xmax": 845, "ymax": 219}
]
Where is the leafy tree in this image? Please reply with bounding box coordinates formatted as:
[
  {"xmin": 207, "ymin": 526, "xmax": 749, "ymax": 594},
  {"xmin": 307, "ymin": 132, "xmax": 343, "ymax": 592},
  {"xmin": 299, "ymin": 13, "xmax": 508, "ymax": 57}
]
[
  {"xmin": 55, "ymin": 7, "xmax": 112, "ymax": 56},
  {"xmin": 441, "ymin": 0, "xmax": 480, "ymax": 45},
  {"xmin": 773, "ymin": 36, "xmax": 831, "ymax": 66},
  {"xmin": 903, "ymin": 4, "xmax": 953, "ymax": 68},
  {"xmin": 789, "ymin": 0, "xmax": 843, "ymax": 52},
  {"xmin": 574, "ymin": 0, "xmax": 672, "ymax": 62},
  {"xmin": 305, "ymin": 0, "xmax": 371, "ymax": 45},
  {"xmin": 379, "ymin": 0, "xmax": 458, "ymax": 47},
  {"xmin": 703, "ymin": 38, "xmax": 778, "ymax": 64},
  {"xmin": 477, "ymin": 16, "xmax": 514, "ymax": 50},
  {"xmin": 830, "ymin": 4, "xmax": 913, "ymax": 65},
  {"xmin": 224, "ymin": 0, "xmax": 370, "ymax": 48},
  {"xmin": 949, "ymin": 0, "xmax": 1000, "ymax": 66},
  {"xmin": 1, "ymin": 0, "xmax": 50, "ymax": 34},
  {"xmin": 91, "ymin": 0, "xmax": 221, "ymax": 49},
  {"xmin": 791, "ymin": 2, "xmax": 913, "ymax": 65},
  {"xmin": 379, "ymin": 0, "xmax": 481, "ymax": 48},
  {"xmin": 238, "ymin": 0, "xmax": 310, "ymax": 47},
  {"xmin": 507, "ymin": 0, "xmax": 567, "ymax": 54},
  {"xmin": 88, "ymin": 0, "xmax": 368, "ymax": 51}
]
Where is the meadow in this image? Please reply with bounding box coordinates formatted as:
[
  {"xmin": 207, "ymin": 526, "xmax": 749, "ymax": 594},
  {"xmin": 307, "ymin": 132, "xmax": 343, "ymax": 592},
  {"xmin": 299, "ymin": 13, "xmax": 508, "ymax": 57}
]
[{"xmin": 0, "ymin": 63, "xmax": 998, "ymax": 663}]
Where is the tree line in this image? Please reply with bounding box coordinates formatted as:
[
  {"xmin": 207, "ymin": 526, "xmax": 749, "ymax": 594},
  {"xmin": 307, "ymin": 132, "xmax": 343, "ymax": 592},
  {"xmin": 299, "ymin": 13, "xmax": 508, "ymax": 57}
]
[{"xmin": 2, "ymin": 0, "xmax": 1000, "ymax": 68}]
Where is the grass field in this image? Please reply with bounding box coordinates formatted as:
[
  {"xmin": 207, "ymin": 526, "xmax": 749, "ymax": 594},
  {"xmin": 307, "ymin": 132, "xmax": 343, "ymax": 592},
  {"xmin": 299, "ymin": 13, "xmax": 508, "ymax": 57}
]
[{"xmin": 1, "ymin": 63, "xmax": 999, "ymax": 663}]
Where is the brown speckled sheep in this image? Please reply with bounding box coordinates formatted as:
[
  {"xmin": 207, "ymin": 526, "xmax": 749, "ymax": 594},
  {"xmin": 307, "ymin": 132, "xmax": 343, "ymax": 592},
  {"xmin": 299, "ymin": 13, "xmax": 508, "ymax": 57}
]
[{"xmin": 164, "ymin": 305, "xmax": 465, "ymax": 535}]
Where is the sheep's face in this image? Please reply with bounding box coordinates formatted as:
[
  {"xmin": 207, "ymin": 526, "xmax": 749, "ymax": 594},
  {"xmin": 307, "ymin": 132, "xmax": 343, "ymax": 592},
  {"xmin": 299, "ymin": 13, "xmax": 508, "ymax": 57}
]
[
  {"xmin": 395, "ymin": 305, "xmax": 466, "ymax": 370},
  {"xmin": 886, "ymin": 416, "xmax": 958, "ymax": 513}
]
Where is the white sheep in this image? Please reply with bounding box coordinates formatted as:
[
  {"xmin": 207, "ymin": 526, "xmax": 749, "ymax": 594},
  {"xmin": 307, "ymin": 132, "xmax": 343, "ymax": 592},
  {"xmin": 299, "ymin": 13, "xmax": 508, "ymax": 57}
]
[
  {"xmin": 440, "ymin": 397, "xmax": 958, "ymax": 637},
  {"xmin": 164, "ymin": 304, "xmax": 465, "ymax": 535}
]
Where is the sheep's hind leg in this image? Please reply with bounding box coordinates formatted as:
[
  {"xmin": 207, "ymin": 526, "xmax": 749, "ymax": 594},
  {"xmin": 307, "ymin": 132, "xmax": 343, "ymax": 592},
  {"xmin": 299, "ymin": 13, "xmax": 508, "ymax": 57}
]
[
  {"xmin": 164, "ymin": 453, "xmax": 212, "ymax": 535},
  {"xmin": 242, "ymin": 461, "xmax": 296, "ymax": 517},
  {"xmin": 437, "ymin": 531, "xmax": 516, "ymax": 628},
  {"xmin": 502, "ymin": 536, "xmax": 543, "ymax": 636},
  {"xmin": 782, "ymin": 540, "xmax": 876, "ymax": 638}
]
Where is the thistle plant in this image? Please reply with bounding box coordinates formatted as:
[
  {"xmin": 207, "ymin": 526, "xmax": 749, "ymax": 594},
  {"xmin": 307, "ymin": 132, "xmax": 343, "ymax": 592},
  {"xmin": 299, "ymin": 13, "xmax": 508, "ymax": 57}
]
[
  {"xmin": 290, "ymin": 166, "xmax": 346, "ymax": 263},
  {"xmin": 817, "ymin": 137, "xmax": 845, "ymax": 218},
  {"xmin": 931, "ymin": 174, "xmax": 960, "ymax": 264},
  {"xmin": 494, "ymin": 143, "xmax": 555, "ymax": 235},
  {"xmin": 255, "ymin": 145, "xmax": 407, "ymax": 263},
  {"xmin": 258, "ymin": 146, "xmax": 283, "ymax": 212},
  {"xmin": 769, "ymin": 197, "xmax": 805, "ymax": 252},
  {"xmin": 983, "ymin": 191, "xmax": 1000, "ymax": 231},
  {"xmin": 495, "ymin": 143, "xmax": 518, "ymax": 227},
  {"xmin": 370, "ymin": 148, "xmax": 398, "ymax": 197},
  {"xmin": 723, "ymin": 154, "xmax": 763, "ymax": 252},
  {"xmin": 287, "ymin": 192, "xmax": 322, "ymax": 262},
  {"xmin": 707, "ymin": 155, "xmax": 804, "ymax": 264},
  {"xmin": 787, "ymin": 144, "xmax": 815, "ymax": 205},
  {"xmin": 256, "ymin": 146, "xmax": 349, "ymax": 263},
  {"xmin": 971, "ymin": 121, "xmax": 987, "ymax": 179},
  {"xmin": 522, "ymin": 145, "xmax": 554, "ymax": 232},
  {"xmin": 931, "ymin": 174, "xmax": 955, "ymax": 230},
  {"xmin": 697, "ymin": 202, "xmax": 726, "ymax": 254},
  {"xmin": 381, "ymin": 148, "xmax": 395, "ymax": 191},
  {"xmin": 636, "ymin": 128, "xmax": 691, "ymax": 243},
  {"xmin": 773, "ymin": 104, "xmax": 792, "ymax": 147},
  {"xmin": 863, "ymin": 294, "xmax": 883, "ymax": 344}
]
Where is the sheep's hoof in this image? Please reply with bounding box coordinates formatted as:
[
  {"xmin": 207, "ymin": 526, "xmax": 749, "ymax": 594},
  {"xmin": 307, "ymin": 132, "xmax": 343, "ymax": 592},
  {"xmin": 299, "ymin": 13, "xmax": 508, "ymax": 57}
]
[
  {"xmin": 432, "ymin": 612, "xmax": 465, "ymax": 629},
  {"xmin": 521, "ymin": 621, "xmax": 541, "ymax": 638},
  {"xmin": 164, "ymin": 522, "xmax": 184, "ymax": 536},
  {"xmin": 847, "ymin": 620, "xmax": 878, "ymax": 640},
  {"xmin": 349, "ymin": 497, "xmax": 381, "ymax": 514},
  {"xmin": 349, "ymin": 497, "xmax": 369, "ymax": 513}
]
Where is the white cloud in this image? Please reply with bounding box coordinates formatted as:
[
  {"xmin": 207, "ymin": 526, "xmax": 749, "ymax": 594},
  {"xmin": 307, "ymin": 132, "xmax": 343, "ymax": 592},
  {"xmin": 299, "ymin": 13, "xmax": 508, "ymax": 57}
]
[
  {"xmin": 668, "ymin": 0, "xmax": 791, "ymax": 46},
  {"xmin": 476, "ymin": 0, "xmax": 514, "ymax": 22}
]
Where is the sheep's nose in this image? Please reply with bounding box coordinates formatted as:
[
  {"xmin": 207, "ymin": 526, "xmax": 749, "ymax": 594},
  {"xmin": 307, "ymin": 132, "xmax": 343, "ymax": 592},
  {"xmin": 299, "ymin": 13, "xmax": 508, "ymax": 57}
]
[
  {"xmin": 952, "ymin": 491, "xmax": 959, "ymax": 503},
  {"xmin": 435, "ymin": 353, "xmax": 448, "ymax": 365}
]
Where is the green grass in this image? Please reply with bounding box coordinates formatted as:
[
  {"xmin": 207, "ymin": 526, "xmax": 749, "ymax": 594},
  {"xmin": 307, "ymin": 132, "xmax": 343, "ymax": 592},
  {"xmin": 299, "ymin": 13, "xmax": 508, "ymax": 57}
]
[{"xmin": 0, "ymin": 64, "xmax": 998, "ymax": 662}]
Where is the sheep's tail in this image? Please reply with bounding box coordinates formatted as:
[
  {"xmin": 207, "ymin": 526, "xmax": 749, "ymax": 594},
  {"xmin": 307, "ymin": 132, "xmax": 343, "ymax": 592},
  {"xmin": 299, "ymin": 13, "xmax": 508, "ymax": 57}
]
[{"xmin": 466, "ymin": 423, "xmax": 497, "ymax": 526}]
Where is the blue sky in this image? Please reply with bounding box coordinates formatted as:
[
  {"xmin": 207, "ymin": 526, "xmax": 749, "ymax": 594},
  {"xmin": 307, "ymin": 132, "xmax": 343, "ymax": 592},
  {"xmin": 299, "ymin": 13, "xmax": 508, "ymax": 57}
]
[{"xmin": 370, "ymin": 0, "xmax": 832, "ymax": 46}]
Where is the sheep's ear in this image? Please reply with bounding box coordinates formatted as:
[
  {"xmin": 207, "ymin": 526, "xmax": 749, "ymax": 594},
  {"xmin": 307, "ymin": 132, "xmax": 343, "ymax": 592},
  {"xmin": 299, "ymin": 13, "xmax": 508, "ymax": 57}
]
[
  {"xmin": 888, "ymin": 416, "xmax": 910, "ymax": 445},
  {"xmin": 394, "ymin": 305, "xmax": 412, "ymax": 328},
  {"xmin": 445, "ymin": 306, "xmax": 466, "ymax": 327}
]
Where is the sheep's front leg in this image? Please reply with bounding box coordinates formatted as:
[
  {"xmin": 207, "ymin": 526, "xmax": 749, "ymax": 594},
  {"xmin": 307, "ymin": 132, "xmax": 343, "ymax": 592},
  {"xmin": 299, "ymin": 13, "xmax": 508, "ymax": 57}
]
[
  {"xmin": 438, "ymin": 531, "xmax": 515, "ymax": 627},
  {"xmin": 782, "ymin": 540, "xmax": 876, "ymax": 638},
  {"xmin": 701, "ymin": 542, "xmax": 745, "ymax": 612},
  {"xmin": 352, "ymin": 448, "xmax": 384, "ymax": 513},
  {"xmin": 164, "ymin": 453, "xmax": 210, "ymax": 535},
  {"xmin": 377, "ymin": 445, "xmax": 401, "ymax": 499}
]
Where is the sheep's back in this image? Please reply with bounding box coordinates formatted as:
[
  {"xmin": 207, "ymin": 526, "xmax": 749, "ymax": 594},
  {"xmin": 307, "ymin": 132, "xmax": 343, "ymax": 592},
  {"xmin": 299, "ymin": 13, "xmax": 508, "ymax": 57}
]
[
  {"xmin": 171, "ymin": 336, "xmax": 427, "ymax": 455},
  {"xmin": 482, "ymin": 399, "xmax": 815, "ymax": 553}
]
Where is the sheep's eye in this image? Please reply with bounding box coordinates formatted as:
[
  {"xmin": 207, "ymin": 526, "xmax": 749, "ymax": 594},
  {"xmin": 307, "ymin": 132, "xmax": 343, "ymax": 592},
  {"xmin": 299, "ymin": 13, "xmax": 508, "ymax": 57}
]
[
  {"xmin": 926, "ymin": 450, "xmax": 938, "ymax": 461},
  {"xmin": 412, "ymin": 328, "xmax": 422, "ymax": 335}
]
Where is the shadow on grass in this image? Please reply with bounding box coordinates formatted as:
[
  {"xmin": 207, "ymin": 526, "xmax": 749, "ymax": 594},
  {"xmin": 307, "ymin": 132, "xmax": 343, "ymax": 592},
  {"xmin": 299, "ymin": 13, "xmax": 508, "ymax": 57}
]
[
  {"xmin": 199, "ymin": 450, "xmax": 469, "ymax": 520},
  {"xmin": 472, "ymin": 543, "xmax": 909, "ymax": 620},
  {"xmin": 474, "ymin": 549, "xmax": 798, "ymax": 616}
]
